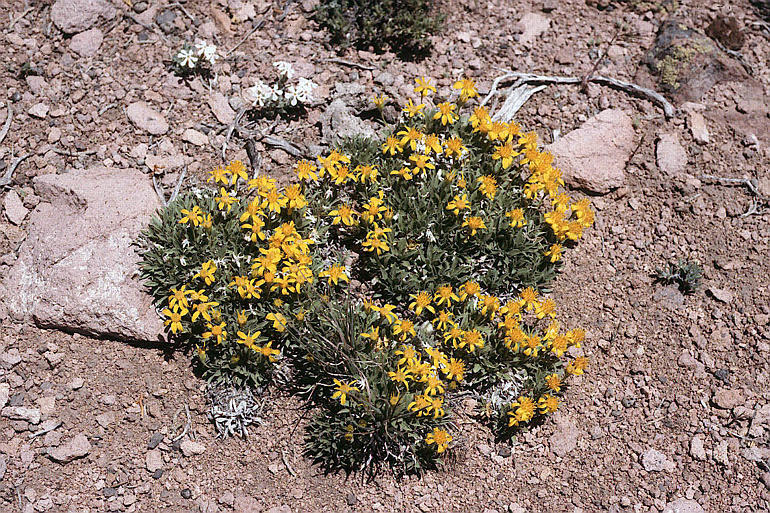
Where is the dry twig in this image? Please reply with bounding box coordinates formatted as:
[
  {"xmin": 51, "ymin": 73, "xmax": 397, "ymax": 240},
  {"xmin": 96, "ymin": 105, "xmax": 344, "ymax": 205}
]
[
  {"xmin": 0, "ymin": 104, "xmax": 12, "ymax": 146},
  {"xmin": 9, "ymin": 7, "xmax": 34, "ymax": 30},
  {"xmin": 324, "ymin": 58, "xmax": 375, "ymax": 71},
  {"xmin": 0, "ymin": 154, "xmax": 31, "ymax": 187},
  {"xmin": 263, "ymin": 135, "xmax": 305, "ymax": 158},
  {"xmin": 484, "ymin": 70, "xmax": 676, "ymax": 119},
  {"xmin": 225, "ymin": 12, "xmax": 269, "ymax": 56}
]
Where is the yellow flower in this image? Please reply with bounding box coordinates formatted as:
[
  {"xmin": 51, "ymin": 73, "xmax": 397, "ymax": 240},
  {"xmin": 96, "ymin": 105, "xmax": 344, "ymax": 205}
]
[
  {"xmin": 162, "ymin": 307, "xmax": 187, "ymax": 334},
  {"xmin": 477, "ymin": 175, "xmax": 497, "ymax": 200},
  {"xmin": 390, "ymin": 166, "xmax": 413, "ymax": 180},
  {"xmin": 469, "ymin": 106, "xmax": 490, "ymax": 129},
  {"xmin": 372, "ymin": 94, "xmax": 388, "ymax": 109},
  {"xmin": 236, "ymin": 310, "xmax": 248, "ymax": 326},
  {"xmin": 382, "ymin": 136, "xmax": 404, "ymax": 156},
  {"xmin": 216, "ymin": 188, "xmax": 237, "ymax": 212},
  {"xmin": 506, "ymin": 208, "xmax": 526, "ymax": 228},
  {"xmin": 375, "ymin": 303, "xmax": 398, "ymax": 324},
  {"xmin": 424, "ymin": 134, "xmax": 443, "ymax": 155},
  {"xmin": 442, "ymin": 358, "xmax": 465, "ymax": 382},
  {"xmin": 227, "ymin": 160, "xmax": 248, "ymax": 184},
  {"xmin": 433, "ymin": 102, "xmax": 457, "ymax": 125},
  {"xmin": 362, "ymin": 233, "xmax": 389, "ymax": 255},
  {"xmin": 544, "ymin": 244, "xmax": 563, "ymax": 263},
  {"xmin": 446, "ymin": 193, "xmax": 470, "ymax": 215},
  {"xmin": 393, "ymin": 318, "xmax": 416, "ymax": 341},
  {"xmin": 459, "ymin": 329, "xmax": 484, "ymax": 352},
  {"xmin": 425, "ymin": 427, "xmax": 451, "ymax": 453},
  {"xmin": 408, "ymin": 291, "xmax": 435, "ymax": 316},
  {"xmin": 403, "ymin": 98, "xmax": 426, "ymax": 117},
  {"xmin": 329, "ymin": 204, "xmax": 356, "ymax": 226},
  {"xmin": 208, "ymin": 166, "xmax": 229, "ymax": 185},
  {"xmin": 266, "ymin": 312, "xmax": 288, "ymax": 332},
  {"xmin": 332, "ymin": 379, "xmax": 359, "ymax": 406},
  {"xmin": 261, "ymin": 188, "xmax": 287, "ymax": 213},
  {"xmin": 433, "ymin": 310, "xmax": 454, "ymax": 331},
  {"xmin": 237, "ymin": 330, "xmax": 261, "ymax": 350},
  {"xmin": 408, "ymin": 394, "xmax": 432, "ymax": 416},
  {"xmin": 395, "ymin": 344, "xmax": 418, "ymax": 366},
  {"xmin": 434, "ymin": 285, "xmax": 458, "ymax": 307},
  {"xmin": 414, "ymin": 76, "xmax": 436, "ymax": 97},
  {"xmin": 179, "ymin": 205, "xmax": 203, "ymax": 226},
  {"xmin": 424, "ymin": 372, "xmax": 445, "ymax": 396},
  {"xmin": 443, "ymin": 137, "xmax": 466, "ymax": 159},
  {"xmin": 319, "ymin": 264, "xmax": 349, "ymax": 286},
  {"xmin": 194, "ymin": 260, "xmax": 217, "ymax": 285},
  {"xmin": 452, "ymin": 77, "xmax": 478, "ymax": 100},
  {"xmin": 566, "ymin": 356, "xmax": 588, "ymax": 376},
  {"xmin": 545, "ymin": 373, "xmax": 562, "ymax": 392},
  {"xmin": 397, "ymin": 126, "xmax": 423, "ymax": 151},
  {"xmin": 388, "ymin": 367, "xmax": 411, "ymax": 389},
  {"xmin": 356, "ymin": 164, "xmax": 379, "ymax": 183},
  {"xmin": 444, "ymin": 327, "xmax": 463, "ymax": 346},
  {"xmin": 520, "ymin": 287, "xmax": 538, "ymax": 309},
  {"xmin": 409, "ymin": 154, "xmax": 435, "ymax": 174},
  {"xmin": 254, "ymin": 341, "xmax": 280, "ymax": 361},
  {"xmin": 462, "ymin": 216, "xmax": 486, "ymax": 236},
  {"xmin": 294, "ymin": 160, "xmax": 318, "ymax": 181},
  {"xmin": 202, "ymin": 322, "xmax": 227, "ymax": 344},
  {"xmin": 168, "ymin": 285, "xmax": 192, "ymax": 310},
  {"xmin": 492, "ymin": 142, "xmax": 518, "ymax": 169},
  {"xmin": 191, "ymin": 300, "xmax": 219, "ymax": 322},
  {"xmin": 538, "ymin": 394, "xmax": 559, "ymax": 414},
  {"xmin": 507, "ymin": 396, "xmax": 536, "ymax": 426},
  {"xmin": 459, "ymin": 281, "xmax": 480, "ymax": 300}
]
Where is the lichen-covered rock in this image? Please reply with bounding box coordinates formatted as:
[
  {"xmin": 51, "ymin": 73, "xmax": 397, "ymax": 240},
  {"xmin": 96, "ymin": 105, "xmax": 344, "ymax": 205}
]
[{"xmin": 1, "ymin": 167, "xmax": 164, "ymax": 342}]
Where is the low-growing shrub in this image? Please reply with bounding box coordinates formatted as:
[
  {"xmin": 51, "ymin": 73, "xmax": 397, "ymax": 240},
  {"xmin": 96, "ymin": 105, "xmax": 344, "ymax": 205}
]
[
  {"xmin": 656, "ymin": 258, "xmax": 702, "ymax": 294},
  {"xmin": 314, "ymin": 0, "xmax": 444, "ymax": 59},
  {"xmin": 137, "ymin": 161, "xmax": 322, "ymax": 388},
  {"xmin": 302, "ymin": 77, "xmax": 594, "ymax": 307},
  {"xmin": 136, "ymin": 76, "xmax": 594, "ymax": 477}
]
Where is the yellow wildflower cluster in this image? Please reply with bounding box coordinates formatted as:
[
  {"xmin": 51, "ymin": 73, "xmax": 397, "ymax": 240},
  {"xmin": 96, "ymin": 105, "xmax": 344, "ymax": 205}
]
[
  {"xmin": 160, "ymin": 161, "xmax": 326, "ymax": 375},
  {"xmin": 328, "ymin": 282, "xmax": 587, "ymax": 454}
]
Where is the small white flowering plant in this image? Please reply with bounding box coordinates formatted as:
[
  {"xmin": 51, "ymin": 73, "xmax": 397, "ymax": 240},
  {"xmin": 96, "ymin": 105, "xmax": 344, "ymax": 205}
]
[
  {"xmin": 244, "ymin": 61, "xmax": 318, "ymax": 114},
  {"xmin": 172, "ymin": 39, "xmax": 219, "ymax": 77}
]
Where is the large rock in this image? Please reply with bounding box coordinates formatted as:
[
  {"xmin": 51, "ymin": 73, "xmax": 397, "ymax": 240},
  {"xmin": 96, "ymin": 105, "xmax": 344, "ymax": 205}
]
[
  {"xmin": 69, "ymin": 28, "xmax": 104, "ymax": 57},
  {"xmin": 47, "ymin": 434, "xmax": 91, "ymax": 463},
  {"xmin": 320, "ymin": 99, "xmax": 376, "ymax": 145},
  {"xmin": 51, "ymin": 0, "xmax": 116, "ymax": 35},
  {"xmin": 546, "ymin": 109, "xmax": 636, "ymax": 194},
  {"xmin": 662, "ymin": 498, "xmax": 705, "ymax": 513},
  {"xmin": 127, "ymin": 102, "xmax": 169, "ymax": 136},
  {"xmin": 516, "ymin": 13, "xmax": 551, "ymax": 45},
  {"xmin": 1, "ymin": 167, "xmax": 164, "ymax": 342},
  {"xmin": 656, "ymin": 133, "xmax": 688, "ymax": 176}
]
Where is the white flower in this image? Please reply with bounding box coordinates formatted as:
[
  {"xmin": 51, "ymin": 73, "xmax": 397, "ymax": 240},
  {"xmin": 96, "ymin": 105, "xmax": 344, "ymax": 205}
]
[
  {"xmin": 176, "ymin": 48, "xmax": 199, "ymax": 69},
  {"xmin": 295, "ymin": 77, "xmax": 317, "ymax": 103},
  {"xmin": 269, "ymin": 84, "xmax": 284, "ymax": 102},
  {"xmin": 194, "ymin": 40, "xmax": 218, "ymax": 66},
  {"xmin": 272, "ymin": 61, "xmax": 294, "ymax": 80},
  {"xmin": 245, "ymin": 79, "xmax": 273, "ymax": 107},
  {"xmin": 284, "ymin": 85, "xmax": 300, "ymax": 106}
]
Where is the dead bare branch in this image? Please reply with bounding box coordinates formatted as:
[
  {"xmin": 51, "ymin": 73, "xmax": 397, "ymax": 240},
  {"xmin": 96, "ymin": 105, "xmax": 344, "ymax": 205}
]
[
  {"xmin": 263, "ymin": 135, "xmax": 305, "ymax": 157},
  {"xmin": 485, "ymin": 70, "xmax": 676, "ymax": 119},
  {"xmin": 0, "ymin": 153, "xmax": 31, "ymax": 187},
  {"xmin": 324, "ymin": 58, "xmax": 375, "ymax": 71},
  {"xmin": 0, "ymin": 103, "xmax": 12, "ymax": 146}
]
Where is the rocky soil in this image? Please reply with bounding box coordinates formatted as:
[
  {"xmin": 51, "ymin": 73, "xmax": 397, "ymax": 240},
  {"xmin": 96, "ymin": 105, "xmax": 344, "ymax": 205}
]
[{"xmin": 1, "ymin": 0, "xmax": 769, "ymax": 512}]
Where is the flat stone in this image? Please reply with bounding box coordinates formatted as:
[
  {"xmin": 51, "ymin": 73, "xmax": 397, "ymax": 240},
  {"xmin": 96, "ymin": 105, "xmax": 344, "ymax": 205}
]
[
  {"xmin": 1, "ymin": 167, "xmax": 164, "ymax": 342},
  {"xmin": 0, "ymin": 383, "xmax": 9, "ymax": 409},
  {"xmin": 687, "ymin": 110, "xmax": 709, "ymax": 145},
  {"xmin": 182, "ymin": 128, "xmax": 209, "ymax": 147},
  {"xmin": 713, "ymin": 440, "xmax": 729, "ymax": 466},
  {"xmin": 146, "ymin": 449, "xmax": 163, "ymax": 472},
  {"xmin": 28, "ymin": 103, "xmax": 49, "ymax": 119},
  {"xmin": 516, "ymin": 12, "xmax": 551, "ymax": 45},
  {"xmin": 47, "ymin": 433, "xmax": 91, "ymax": 463},
  {"xmin": 320, "ymin": 99, "xmax": 375, "ymax": 145},
  {"xmin": 656, "ymin": 133, "xmax": 687, "ymax": 176},
  {"xmin": 662, "ymin": 499, "xmax": 705, "ymax": 513},
  {"xmin": 208, "ymin": 93, "xmax": 236, "ymax": 125},
  {"xmin": 69, "ymin": 28, "xmax": 103, "ymax": 57},
  {"xmin": 642, "ymin": 448, "xmax": 675, "ymax": 472},
  {"xmin": 180, "ymin": 439, "xmax": 206, "ymax": 457},
  {"xmin": 690, "ymin": 434, "xmax": 706, "ymax": 461},
  {"xmin": 51, "ymin": 0, "xmax": 116, "ymax": 34},
  {"xmin": 550, "ymin": 414, "xmax": 580, "ymax": 457},
  {"xmin": 126, "ymin": 101, "xmax": 169, "ymax": 135},
  {"xmin": 95, "ymin": 412, "xmax": 115, "ymax": 428},
  {"xmin": 708, "ymin": 287, "xmax": 733, "ymax": 304},
  {"xmin": 1, "ymin": 406, "xmax": 41, "ymax": 424},
  {"xmin": 4, "ymin": 190, "xmax": 29, "ymax": 225},
  {"xmin": 712, "ymin": 388, "xmax": 744, "ymax": 409},
  {"xmin": 546, "ymin": 109, "xmax": 636, "ymax": 194},
  {"xmin": 233, "ymin": 496, "xmax": 261, "ymax": 513}
]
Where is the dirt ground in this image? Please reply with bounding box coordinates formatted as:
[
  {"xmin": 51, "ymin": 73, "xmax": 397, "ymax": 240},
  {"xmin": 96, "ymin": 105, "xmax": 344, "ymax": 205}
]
[{"xmin": 1, "ymin": 0, "xmax": 770, "ymax": 511}]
